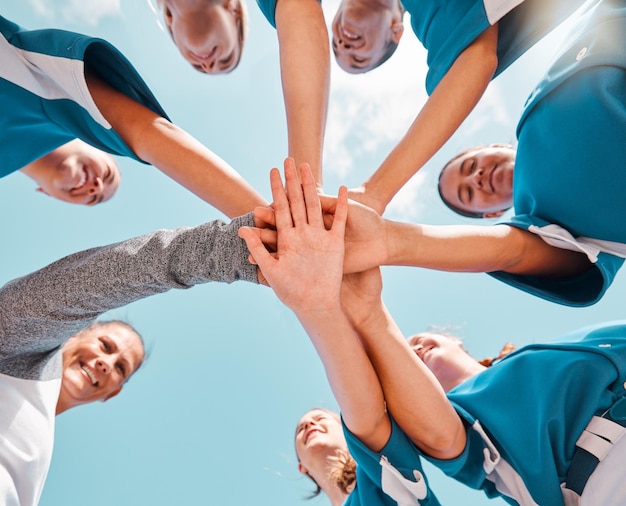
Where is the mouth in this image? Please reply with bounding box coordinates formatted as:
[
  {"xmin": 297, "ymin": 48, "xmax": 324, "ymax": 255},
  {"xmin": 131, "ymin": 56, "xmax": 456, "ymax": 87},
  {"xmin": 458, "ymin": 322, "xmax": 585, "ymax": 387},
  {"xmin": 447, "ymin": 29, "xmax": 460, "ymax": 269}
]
[
  {"xmin": 304, "ymin": 428, "xmax": 322, "ymax": 445},
  {"xmin": 340, "ymin": 23, "xmax": 360, "ymax": 41},
  {"xmin": 72, "ymin": 167, "xmax": 88, "ymax": 192},
  {"xmin": 80, "ymin": 363, "xmax": 99, "ymax": 386}
]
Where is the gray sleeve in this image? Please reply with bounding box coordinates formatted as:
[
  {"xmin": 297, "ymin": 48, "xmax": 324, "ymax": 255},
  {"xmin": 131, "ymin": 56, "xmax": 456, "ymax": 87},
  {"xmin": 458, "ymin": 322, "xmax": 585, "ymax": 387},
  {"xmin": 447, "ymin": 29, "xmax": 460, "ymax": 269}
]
[{"xmin": 0, "ymin": 213, "xmax": 258, "ymax": 357}]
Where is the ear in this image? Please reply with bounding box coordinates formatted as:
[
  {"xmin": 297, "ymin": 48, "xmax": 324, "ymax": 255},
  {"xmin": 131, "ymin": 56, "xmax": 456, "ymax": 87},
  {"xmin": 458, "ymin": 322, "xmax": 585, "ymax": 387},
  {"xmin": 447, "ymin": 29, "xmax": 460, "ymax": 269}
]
[
  {"xmin": 390, "ymin": 22, "xmax": 404, "ymax": 43},
  {"xmin": 103, "ymin": 386, "xmax": 123, "ymax": 402},
  {"xmin": 482, "ymin": 210, "xmax": 505, "ymax": 219},
  {"xmin": 298, "ymin": 462, "xmax": 308, "ymax": 475}
]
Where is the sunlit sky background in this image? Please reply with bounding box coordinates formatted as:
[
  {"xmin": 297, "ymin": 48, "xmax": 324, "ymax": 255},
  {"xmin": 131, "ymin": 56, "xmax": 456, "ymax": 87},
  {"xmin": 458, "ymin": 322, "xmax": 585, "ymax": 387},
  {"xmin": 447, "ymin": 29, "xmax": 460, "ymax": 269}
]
[{"xmin": 2, "ymin": 1, "xmax": 622, "ymax": 505}]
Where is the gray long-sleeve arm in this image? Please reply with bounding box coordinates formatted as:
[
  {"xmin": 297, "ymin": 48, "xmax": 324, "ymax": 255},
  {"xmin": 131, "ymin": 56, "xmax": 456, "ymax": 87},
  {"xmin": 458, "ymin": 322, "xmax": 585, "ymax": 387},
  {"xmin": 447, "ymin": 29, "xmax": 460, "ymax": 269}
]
[{"xmin": 0, "ymin": 213, "xmax": 258, "ymax": 358}]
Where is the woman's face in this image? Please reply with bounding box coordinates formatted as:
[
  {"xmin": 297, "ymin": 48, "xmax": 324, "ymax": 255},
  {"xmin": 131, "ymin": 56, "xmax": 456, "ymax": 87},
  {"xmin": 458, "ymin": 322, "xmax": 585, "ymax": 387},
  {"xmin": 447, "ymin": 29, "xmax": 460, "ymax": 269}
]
[
  {"xmin": 331, "ymin": 1, "xmax": 402, "ymax": 73},
  {"xmin": 36, "ymin": 139, "xmax": 120, "ymax": 206},
  {"xmin": 438, "ymin": 146, "xmax": 515, "ymax": 217},
  {"xmin": 59, "ymin": 323, "xmax": 144, "ymax": 411},
  {"xmin": 163, "ymin": 0, "xmax": 243, "ymax": 75},
  {"xmin": 295, "ymin": 409, "xmax": 347, "ymax": 474},
  {"xmin": 406, "ymin": 333, "xmax": 471, "ymax": 388}
]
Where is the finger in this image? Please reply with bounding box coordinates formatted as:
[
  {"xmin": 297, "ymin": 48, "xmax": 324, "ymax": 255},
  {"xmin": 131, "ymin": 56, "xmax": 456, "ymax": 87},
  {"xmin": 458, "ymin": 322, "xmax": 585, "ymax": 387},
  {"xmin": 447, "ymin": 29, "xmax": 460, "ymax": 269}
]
[
  {"xmin": 331, "ymin": 186, "xmax": 349, "ymax": 237},
  {"xmin": 238, "ymin": 227, "xmax": 275, "ymax": 273},
  {"xmin": 269, "ymin": 167, "xmax": 294, "ymax": 231},
  {"xmin": 319, "ymin": 194, "xmax": 338, "ymax": 215},
  {"xmin": 253, "ymin": 206, "xmax": 276, "ymax": 229},
  {"xmin": 284, "ymin": 158, "xmax": 308, "ymax": 227},
  {"xmin": 258, "ymin": 228, "xmax": 277, "ymax": 252},
  {"xmin": 300, "ymin": 163, "xmax": 323, "ymax": 228}
]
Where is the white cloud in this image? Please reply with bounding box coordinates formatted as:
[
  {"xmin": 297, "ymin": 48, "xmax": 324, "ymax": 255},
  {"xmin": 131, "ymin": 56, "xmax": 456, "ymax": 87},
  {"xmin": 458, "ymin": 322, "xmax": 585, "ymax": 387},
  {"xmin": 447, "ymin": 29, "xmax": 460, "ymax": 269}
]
[
  {"xmin": 28, "ymin": 0, "xmax": 122, "ymax": 26},
  {"xmin": 323, "ymin": 0, "xmax": 429, "ymax": 181}
]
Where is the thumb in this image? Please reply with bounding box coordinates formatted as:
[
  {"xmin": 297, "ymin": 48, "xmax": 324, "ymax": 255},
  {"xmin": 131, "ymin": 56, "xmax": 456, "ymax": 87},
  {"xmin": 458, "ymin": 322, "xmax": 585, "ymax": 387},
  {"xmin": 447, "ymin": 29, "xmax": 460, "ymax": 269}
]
[{"xmin": 238, "ymin": 227, "xmax": 273, "ymax": 271}]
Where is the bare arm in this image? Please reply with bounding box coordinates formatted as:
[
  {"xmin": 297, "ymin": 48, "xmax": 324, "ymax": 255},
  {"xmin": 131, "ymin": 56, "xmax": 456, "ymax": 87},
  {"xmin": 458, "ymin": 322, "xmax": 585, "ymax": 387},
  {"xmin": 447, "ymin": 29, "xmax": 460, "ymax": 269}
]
[
  {"xmin": 85, "ymin": 72, "xmax": 267, "ymax": 218},
  {"xmin": 384, "ymin": 220, "xmax": 592, "ymax": 277},
  {"xmin": 275, "ymin": 0, "xmax": 329, "ymax": 188},
  {"xmin": 239, "ymin": 160, "xmax": 391, "ymax": 451},
  {"xmin": 351, "ymin": 25, "xmax": 499, "ymax": 213},
  {"xmin": 341, "ymin": 270, "xmax": 466, "ymax": 459},
  {"xmin": 315, "ymin": 195, "xmax": 592, "ymax": 278}
]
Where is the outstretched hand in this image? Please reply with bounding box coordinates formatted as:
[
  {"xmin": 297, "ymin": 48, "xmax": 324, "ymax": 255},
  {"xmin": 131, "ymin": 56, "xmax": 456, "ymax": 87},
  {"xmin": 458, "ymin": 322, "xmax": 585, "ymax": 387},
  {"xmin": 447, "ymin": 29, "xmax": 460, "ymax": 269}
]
[
  {"xmin": 239, "ymin": 159, "xmax": 348, "ymax": 315},
  {"xmin": 318, "ymin": 194, "xmax": 388, "ymax": 274}
]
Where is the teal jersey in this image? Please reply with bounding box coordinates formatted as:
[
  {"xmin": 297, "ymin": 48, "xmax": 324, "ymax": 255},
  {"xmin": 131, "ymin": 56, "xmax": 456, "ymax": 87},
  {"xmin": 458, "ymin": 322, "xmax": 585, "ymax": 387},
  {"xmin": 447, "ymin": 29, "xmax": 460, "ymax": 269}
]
[
  {"xmin": 489, "ymin": 0, "xmax": 626, "ymax": 306},
  {"xmin": 343, "ymin": 415, "xmax": 442, "ymax": 505},
  {"xmin": 431, "ymin": 321, "xmax": 626, "ymax": 505},
  {"xmin": 0, "ymin": 16, "xmax": 168, "ymax": 177},
  {"xmin": 402, "ymin": 0, "xmax": 588, "ymax": 93}
]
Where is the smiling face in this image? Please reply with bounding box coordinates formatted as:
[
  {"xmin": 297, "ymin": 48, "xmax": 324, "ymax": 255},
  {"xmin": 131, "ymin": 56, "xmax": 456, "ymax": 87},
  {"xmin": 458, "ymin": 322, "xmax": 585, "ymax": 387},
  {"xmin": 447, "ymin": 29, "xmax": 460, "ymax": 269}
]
[
  {"xmin": 162, "ymin": 0, "xmax": 245, "ymax": 75},
  {"xmin": 25, "ymin": 139, "xmax": 120, "ymax": 206},
  {"xmin": 438, "ymin": 145, "xmax": 516, "ymax": 218},
  {"xmin": 406, "ymin": 332, "xmax": 483, "ymax": 392},
  {"xmin": 331, "ymin": 0, "xmax": 403, "ymax": 73},
  {"xmin": 57, "ymin": 322, "xmax": 145, "ymax": 414},
  {"xmin": 295, "ymin": 409, "xmax": 347, "ymax": 475}
]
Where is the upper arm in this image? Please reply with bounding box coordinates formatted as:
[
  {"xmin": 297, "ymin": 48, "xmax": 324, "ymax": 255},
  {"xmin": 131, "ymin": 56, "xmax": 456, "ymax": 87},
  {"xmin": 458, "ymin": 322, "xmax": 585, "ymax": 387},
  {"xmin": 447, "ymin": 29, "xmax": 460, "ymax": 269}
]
[{"xmin": 498, "ymin": 225, "xmax": 593, "ymax": 278}]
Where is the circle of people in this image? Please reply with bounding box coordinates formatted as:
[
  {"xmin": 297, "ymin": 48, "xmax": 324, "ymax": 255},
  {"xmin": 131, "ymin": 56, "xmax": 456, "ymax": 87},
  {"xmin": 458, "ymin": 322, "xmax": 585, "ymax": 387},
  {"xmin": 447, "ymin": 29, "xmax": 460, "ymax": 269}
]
[{"xmin": 1, "ymin": 0, "xmax": 624, "ymax": 504}]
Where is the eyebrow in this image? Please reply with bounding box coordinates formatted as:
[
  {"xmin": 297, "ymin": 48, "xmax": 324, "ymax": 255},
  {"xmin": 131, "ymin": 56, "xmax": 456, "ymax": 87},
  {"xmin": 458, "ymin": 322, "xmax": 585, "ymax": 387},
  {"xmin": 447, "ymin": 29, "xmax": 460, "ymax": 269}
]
[{"xmin": 105, "ymin": 337, "xmax": 133, "ymax": 378}]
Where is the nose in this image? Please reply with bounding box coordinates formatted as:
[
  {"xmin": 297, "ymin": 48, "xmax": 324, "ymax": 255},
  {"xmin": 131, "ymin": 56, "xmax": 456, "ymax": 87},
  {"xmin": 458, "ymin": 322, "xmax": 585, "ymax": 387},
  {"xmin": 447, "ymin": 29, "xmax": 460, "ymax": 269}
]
[
  {"xmin": 96, "ymin": 358, "xmax": 111, "ymax": 375},
  {"xmin": 336, "ymin": 35, "xmax": 352, "ymax": 50},
  {"xmin": 469, "ymin": 168, "xmax": 484, "ymax": 188},
  {"xmin": 88, "ymin": 177, "xmax": 103, "ymax": 195}
]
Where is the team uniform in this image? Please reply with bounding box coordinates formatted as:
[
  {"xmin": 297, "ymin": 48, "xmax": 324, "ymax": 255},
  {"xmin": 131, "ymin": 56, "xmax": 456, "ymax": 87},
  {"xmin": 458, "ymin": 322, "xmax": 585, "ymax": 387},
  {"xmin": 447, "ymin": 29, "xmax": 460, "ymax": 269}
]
[
  {"xmin": 427, "ymin": 321, "xmax": 626, "ymax": 505},
  {"xmin": 403, "ymin": 0, "xmax": 589, "ymax": 94},
  {"xmin": 0, "ymin": 215, "xmax": 258, "ymax": 506},
  {"xmin": 0, "ymin": 16, "xmax": 168, "ymax": 178},
  {"xmin": 256, "ymin": 0, "xmax": 281, "ymax": 27},
  {"xmin": 489, "ymin": 0, "xmax": 626, "ymax": 306},
  {"xmin": 343, "ymin": 416, "xmax": 441, "ymax": 505}
]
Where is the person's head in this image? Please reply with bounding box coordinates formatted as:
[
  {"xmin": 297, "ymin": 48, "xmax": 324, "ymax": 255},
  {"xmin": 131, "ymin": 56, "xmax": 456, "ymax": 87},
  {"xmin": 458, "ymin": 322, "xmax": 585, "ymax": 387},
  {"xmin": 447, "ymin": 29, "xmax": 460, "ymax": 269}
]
[
  {"xmin": 407, "ymin": 332, "xmax": 515, "ymax": 391},
  {"xmin": 295, "ymin": 408, "xmax": 356, "ymax": 501},
  {"xmin": 20, "ymin": 139, "xmax": 121, "ymax": 206},
  {"xmin": 331, "ymin": 0, "xmax": 404, "ymax": 73},
  {"xmin": 56, "ymin": 320, "xmax": 145, "ymax": 414},
  {"xmin": 438, "ymin": 144, "xmax": 516, "ymax": 218},
  {"xmin": 158, "ymin": 0, "xmax": 247, "ymax": 75}
]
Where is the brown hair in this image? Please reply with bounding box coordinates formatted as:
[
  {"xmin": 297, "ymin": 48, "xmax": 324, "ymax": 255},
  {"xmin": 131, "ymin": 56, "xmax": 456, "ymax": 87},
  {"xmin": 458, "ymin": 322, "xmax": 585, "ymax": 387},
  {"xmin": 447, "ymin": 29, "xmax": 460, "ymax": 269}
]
[{"xmin": 478, "ymin": 342, "xmax": 516, "ymax": 367}]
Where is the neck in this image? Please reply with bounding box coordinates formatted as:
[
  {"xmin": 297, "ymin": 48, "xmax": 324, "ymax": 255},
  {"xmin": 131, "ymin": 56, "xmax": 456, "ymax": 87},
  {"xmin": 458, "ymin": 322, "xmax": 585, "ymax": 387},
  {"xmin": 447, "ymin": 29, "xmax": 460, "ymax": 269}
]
[
  {"xmin": 441, "ymin": 361, "xmax": 487, "ymax": 392},
  {"xmin": 307, "ymin": 453, "xmax": 351, "ymax": 505}
]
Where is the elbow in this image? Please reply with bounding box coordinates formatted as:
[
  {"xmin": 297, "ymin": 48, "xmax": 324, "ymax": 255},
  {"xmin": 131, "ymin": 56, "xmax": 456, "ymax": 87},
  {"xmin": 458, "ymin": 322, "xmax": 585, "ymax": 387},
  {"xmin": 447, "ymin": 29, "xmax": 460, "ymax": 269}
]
[{"xmin": 423, "ymin": 423, "xmax": 466, "ymax": 460}]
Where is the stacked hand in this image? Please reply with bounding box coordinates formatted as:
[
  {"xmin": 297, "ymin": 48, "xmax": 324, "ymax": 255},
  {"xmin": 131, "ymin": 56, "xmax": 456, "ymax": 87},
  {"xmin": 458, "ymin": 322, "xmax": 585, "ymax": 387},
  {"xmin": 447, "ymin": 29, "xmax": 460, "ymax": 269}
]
[{"xmin": 239, "ymin": 159, "xmax": 348, "ymax": 315}]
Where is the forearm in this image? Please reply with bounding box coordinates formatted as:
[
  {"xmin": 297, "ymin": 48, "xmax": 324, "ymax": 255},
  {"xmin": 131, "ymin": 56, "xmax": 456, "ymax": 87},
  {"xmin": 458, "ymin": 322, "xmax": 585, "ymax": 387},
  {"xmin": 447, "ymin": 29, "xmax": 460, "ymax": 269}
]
[
  {"xmin": 275, "ymin": 0, "xmax": 329, "ymax": 187},
  {"xmin": 0, "ymin": 215, "xmax": 258, "ymax": 343},
  {"xmin": 86, "ymin": 72, "xmax": 267, "ymax": 217},
  {"xmin": 351, "ymin": 303, "xmax": 465, "ymax": 459},
  {"xmin": 133, "ymin": 119, "xmax": 267, "ymax": 218},
  {"xmin": 383, "ymin": 221, "xmax": 591, "ymax": 277},
  {"xmin": 361, "ymin": 26, "xmax": 498, "ymax": 211},
  {"xmin": 296, "ymin": 306, "xmax": 391, "ymax": 452}
]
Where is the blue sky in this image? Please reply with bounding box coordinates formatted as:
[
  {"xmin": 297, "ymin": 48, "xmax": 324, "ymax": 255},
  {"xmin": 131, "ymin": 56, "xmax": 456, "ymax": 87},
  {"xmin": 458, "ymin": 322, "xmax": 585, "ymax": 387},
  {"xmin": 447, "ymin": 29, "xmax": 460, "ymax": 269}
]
[{"xmin": 2, "ymin": 1, "xmax": 624, "ymax": 505}]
